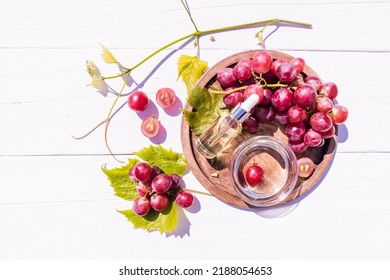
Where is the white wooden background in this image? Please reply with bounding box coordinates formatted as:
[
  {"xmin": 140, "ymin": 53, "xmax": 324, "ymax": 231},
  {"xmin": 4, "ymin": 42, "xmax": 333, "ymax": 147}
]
[{"xmin": 1, "ymin": 0, "xmax": 389, "ymax": 260}]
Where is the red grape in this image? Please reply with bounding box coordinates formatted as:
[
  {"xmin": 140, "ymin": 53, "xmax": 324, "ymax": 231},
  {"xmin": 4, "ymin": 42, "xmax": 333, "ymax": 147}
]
[
  {"xmin": 133, "ymin": 197, "xmax": 151, "ymax": 216},
  {"xmin": 149, "ymin": 165, "xmax": 163, "ymax": 181},
  {"xmin": 321, "ymin": 126, "xmax": 336, "ymax": 139},
  {"xmin": 285, "ymin": 122, "xmax": 306, "ymax": 141},
  {"xmin": 136, "ymin": 184, "xmax": 150, "ymax": 197},
  {"xmin": 259, "ymin": 88, "xmax": 273, "ymax": 106},
  {"xmin": 141, "ymin": 115, "xmax": 160, "ymax": 138},
  {"xmin": 288, "ymin": 139, "xmax": 308, "ymax": 153},
  {"xmin": 176, "ymin": 191, "xmax": 194, "ymax": 208},
  {"xmin": 151, "ymin": 174, "xmax": 172, "ymax": 193},
  {"xmin": 316, "ymin": 97, "xmax": 334, "ymax": 113},
  {"xmin": 271, "ymin": 59, "xmax": 286, "ymax": 75},
  {"xmin": 133, "ymin": 162, "xmax": 151, "ymax": 182},
  {"xmin": 150, "ymin": 193, "xmax": 170, "ymax": 212},
  {"xmin": 304, "ymin": 75, "xmax": 322, "ymax": 90},
  {"xmin": 170, "ymin": 174, "xmax": 181, "ymax": 190},
  {"xmin": 271, "ymin": 88, "xmax": 294, "ymax": 111},
  {"xmin": 217, "ymin": 67, "xmax": 236, "ymax": 88},
  {"xmin": 274, "ymin": 110, "xmax": 289, "ymax": 125},
  {"xmin": 156, "ymin": 87, "xmax": 176, "ymax": 108},
  {"xmin": 255, "ymin": 106, "xmax": 275, "ymax": 123},
  {"xmin": 321, "ymin": 82, "xmax": 338, "ymax": 99},
  {"xmin": 128, "ymin": 90, "xmax": 149, "ymax": 112},
  {"xmin": 310, "ymin": 112, "xmax": 333, "ymax": 133},
  {"xmin": 297, "ymin": 157, "xmax": 315, "ymax": 178},
  {"xmin": 128, "ymin": 166, "xmax": 137, "ymax": 182},
  {"xmin": 287, "ymin": 106, "xmax": 307, "ymax": 123},
  {"xmin": 243, "ymin": 116, "xmax": 258, "ymax": 133},
  {"xmin": 233, "ymin": 62, "xmax": 252, "ymax": 81},
  {"xmin": 294, "ymin": 85, "xmax": 317, "ymax": 108},
  {"xmin": 304, "ymin": 128, "xmax": 323, "ymax": 147},
  {"xmin": 290, "ymin": 57, "xmax": 305, "ymax": 73},
  {"xmin": 223, "ymin": 90, "xmax": 243, "ymax": 108},
  {"xmin": 237, "ymin": 58, "xmax": 252, "ymax": 68},
  {"xmin": 330, "ymin": 104, "xmax": 348, "ymax": 124},
  {"xmin": 251, "ymin": 51, "xmax": 272, "ymax": 74},
  {"xmin": 276, "ymin": 63, "xmax": 297, "ymax": 82},
  {"xmin": 243, "ymin": 84, "xmax": 264, "ymax": 104},
  {"xmin": 245, "ymin": 164, "xmax": 264, "ymax": 186}
]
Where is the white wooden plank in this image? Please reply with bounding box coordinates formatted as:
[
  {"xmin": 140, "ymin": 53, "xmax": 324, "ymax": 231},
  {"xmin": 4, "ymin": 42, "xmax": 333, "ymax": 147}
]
[
  {"xmin": 0, "ymin": 0, "xmax": 389, "ymax": 51},
  {"xmin": 0, "ymin": 153, "xmax": 389, "ymax": 259}
]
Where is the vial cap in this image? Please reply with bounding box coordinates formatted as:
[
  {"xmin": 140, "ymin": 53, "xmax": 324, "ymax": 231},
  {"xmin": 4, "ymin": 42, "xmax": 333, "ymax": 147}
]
[{"xmin": 240, "ymin": 94, "xmax": 260, "ymax": 112}]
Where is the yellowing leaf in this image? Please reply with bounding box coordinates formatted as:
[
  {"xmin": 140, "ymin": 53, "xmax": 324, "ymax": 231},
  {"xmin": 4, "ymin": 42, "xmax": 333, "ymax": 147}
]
[
  {"xmin": 118, "ymin": 202, "xmax": 178, "ymax": 234},
  {"xmin": 100, "ymin": 44, "xmax": 117, "ymax": 64},
  {"xmin": 183, "ymin": 87, "xmax": 228, "ymax": 136},
  {"xmin": 177, "ymin": 55, "xmax": 208, "ymax": 92},
  {"xmin": 134, "ymin": 145, "xmax": 187, "ymax": 176},
  {"xmin": 101, "ymin": 158, "xmax": 139, "ymax": 200}
]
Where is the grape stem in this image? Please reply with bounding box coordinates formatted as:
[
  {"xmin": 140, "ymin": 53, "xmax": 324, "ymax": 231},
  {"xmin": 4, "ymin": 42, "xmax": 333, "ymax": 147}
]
[
  {"xmin": 184, "ymin": 188, "xmax": 213, "ymax": 197},
  {"xmin": 101, "ymin": 18, "xmax": 311, "ymax": 80},
  {"xmin": 209, "ymin": 82, "xmax": 290, "ymax": 95}
]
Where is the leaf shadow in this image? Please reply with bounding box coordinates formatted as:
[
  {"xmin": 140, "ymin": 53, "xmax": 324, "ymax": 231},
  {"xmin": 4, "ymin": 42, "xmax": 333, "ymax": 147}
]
[{"xmin": 166, "ymin": 205, "xmax": 191, "ymax": 238}]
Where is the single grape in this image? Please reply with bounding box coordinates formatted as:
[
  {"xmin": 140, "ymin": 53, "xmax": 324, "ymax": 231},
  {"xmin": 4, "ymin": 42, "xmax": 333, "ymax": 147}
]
[
  {"xmin": 297, "ymin": 157, "xmax": 315, "ymax": 178},
  {"xmin": 136, "ymin": 184, "xmax": 150, "ymax": 197},
  {"xmin": 243, "ymin": 116, "xmax": 258, "ymax": 133},
  {"xmin": 274, "ymin": 110, "xmax": 289, "ymax": 125},
  {"xmin": 128, "ymin": 166, "xmax": 137, "ymax": 182},
  {"xmin": 170, "ymin": 174, "xmax": 181, "ymax": 190},
  {"xmin": 316, "ymin": 97, "xmax": 334, "ymax": 113},
  {"xmin": 259, "ymin": 88, "xmax": 273, "ymax": 106},
  {"xmin": 223, "ymin": 90, "xmax": 243, "ymax": 108},
  {"xmin": 151, "ymin": 173, "xmax": 172, "ymax": 193},
  {"xmin": 294, "ymin": 85, "xmax": 317, "ymax": 108},
  {"xmin": 304, "ymin": 128, "xmax": 323, "ymax": 147},
  {"xmin": 271, "ymin": 88, "xmax": 294, "ymax": 111},
  {"xmin": 245, "ymin": 164, "xmax": 264, "ymax": 186},
  {"xmin": 330, "ymin": 104, "xmax": 348, "ymax": 124},
  {"xmin": 132, "ymin": 197, "xmax": 151, "ymax": 216},
  {"xmin": 156, "ymin": 87, "xmax": 176, "ymax": 108},
  {"xmin": 276, "ymin": 62, "xmax": 297, "ymax": 82},
  {"xmin": 290, "ymin": 57, "xmax": 305, "ymax": 73},
  {"xmin": 149, "ymin": 165, "xmax": 163, "ymax": 181},
  {"xmin": 176, "ymin": 190, "xmax": 194, "ymax": 208},
  {"xmin": 237, "ymin": 58, "xmax": 252, "ymax": 68},
  {"xmin": 310, "ymin": 112, "xmax": 333, "ymax": 132},
  {"xmin": 217, "ymin": 67, "xmax": 236, "ymax": 88},
  {"xmin": 128, "ymin": 90, "xmax": 149, "ymax": 112},
  {"xmin": 133, "ymin": 162, "xmax": 151, "ymax": 182},
  {"xmin": 233, "ymin": 62, "xmax": 252, "ymax": 81},
  {"xmin": 304, "ymin": 75, "xmax": 322, "ymax": 90},
  {"xmin": 321, "ymin": 125, "xmax": 336, "ymax": 139},
  {"xmin": 285, "ymin": 122, "xmax": 306, "ymax": 141},
  {"xmin": 287, "ymin": 106, "xmax": 307, "ymax": 124},
  {"xmin": 150, "ymin": 193, "xmax": 170, "ymax": 212},
  {"xmin": 271, "ymin": 59, "xmax": 286, "ymax": 75},
  {"xmin": 321, "ymin": 82, "xmax": 338, "ymax": 99},
  {"xmin": 243, "ymin": 84, "xmax": 264, "ymax": 104},
  {"xmin": 255, "ymin": 106, "xmax": 275, "ymax": 123},
  {"xmin": 288, "ymin": 139, "xmax": 308, "ymax": 153},
  {"xmin": 251, "ymin": 51, "xmax": 272, "ymax": 74},
  {"xmin": 141, "ymin": 115, "xmax": 160, "ymax": 138}
]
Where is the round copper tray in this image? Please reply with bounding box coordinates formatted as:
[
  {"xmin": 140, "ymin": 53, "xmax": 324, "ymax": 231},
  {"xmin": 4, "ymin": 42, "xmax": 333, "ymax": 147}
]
[{"xmin": 181, "ymin": 50, "xmax": 337, "ymax": 208}]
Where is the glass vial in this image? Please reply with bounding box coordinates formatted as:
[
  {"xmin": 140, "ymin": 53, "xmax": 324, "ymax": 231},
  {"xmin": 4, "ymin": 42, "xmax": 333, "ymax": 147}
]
[{"xmin": 195, "ymin": 94, "xmax": 259, "ymax": 159}]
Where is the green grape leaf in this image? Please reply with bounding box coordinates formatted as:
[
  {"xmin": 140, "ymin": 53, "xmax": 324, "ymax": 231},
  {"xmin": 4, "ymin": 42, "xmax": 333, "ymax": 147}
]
[
  {"xmin": 183, "ymin": 87, "xmax": 228, "ymax": 136},
  {"xmin": 101, "ymin": 158, "xmax": 139, "ymax": 200},
  {"xmin": 118, "ymin": 202, "xmax": 178, "ymax": 234},
  {"xmin": 177, "ymin": 54, "xmax": 208, "ymax": 92},
  {"xmin": 134, "ymin": 145, "xmax": 187, "ymax": 176}
]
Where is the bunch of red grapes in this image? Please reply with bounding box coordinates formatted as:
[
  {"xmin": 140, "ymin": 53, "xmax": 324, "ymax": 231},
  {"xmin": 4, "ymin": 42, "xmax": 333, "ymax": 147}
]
[
  {"xmin": 129, "ymin": 162, "xmax": 194, "ymax": 216},
  {"xmin": 217, "ymin": 51, "xmax": 348, "ymax": 154}
]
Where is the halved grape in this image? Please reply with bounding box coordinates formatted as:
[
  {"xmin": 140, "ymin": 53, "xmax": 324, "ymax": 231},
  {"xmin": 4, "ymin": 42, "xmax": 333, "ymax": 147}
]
[
  {"xmin": 156, "ymin": 87, "xmax": 176, "ymax": 109},
  {"xmin": 141, "ymin": 115, "xmax": 160, "ymax": 138},
  {"xmin": 297, "ymin": 157, "xmax": 315, "ymax": 178}
]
